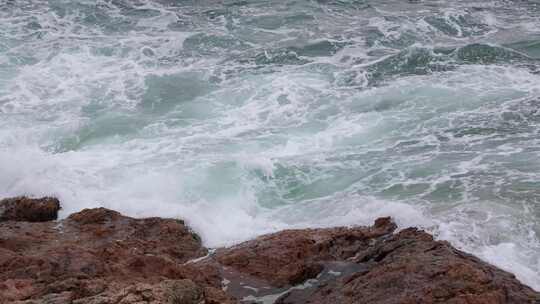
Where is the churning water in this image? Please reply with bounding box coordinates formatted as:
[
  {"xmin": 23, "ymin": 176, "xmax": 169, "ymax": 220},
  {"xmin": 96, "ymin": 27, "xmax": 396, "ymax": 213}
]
[{"xmin": 1, "ymin": 0, "xmax": 540, "ymax": 290}]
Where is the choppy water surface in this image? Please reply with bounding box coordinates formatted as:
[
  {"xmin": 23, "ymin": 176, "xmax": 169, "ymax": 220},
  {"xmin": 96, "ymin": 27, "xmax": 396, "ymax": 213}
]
[{"xmin": 1, "ymin": 0, "xmax": 540, "ymax": 290}]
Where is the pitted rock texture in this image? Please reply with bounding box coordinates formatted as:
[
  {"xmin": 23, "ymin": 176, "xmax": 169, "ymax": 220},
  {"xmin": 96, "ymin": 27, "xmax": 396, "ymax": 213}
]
[
  {"xmin": 0, "ymin": 197, "xmax": 538, "ymax": 304},
  {"xmin": 215, "ymin": 217, "xmax": 397, "ymax": 287},
  {"xmin": 0, "ymin": 196, "xmax": 60, "ymax": 222},
  {"xmin": 0, "ymin": 202, "xmax": 225, "ymax": 303},
  {"xmin": 273, "ymin": 228, "xmax": 540, "ymax": 304}
]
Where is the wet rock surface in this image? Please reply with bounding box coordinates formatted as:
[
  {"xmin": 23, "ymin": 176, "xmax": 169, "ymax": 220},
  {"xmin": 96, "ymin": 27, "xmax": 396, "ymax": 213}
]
[
  {"xmin": 0, "ymin": 197, "xmax": 538, "ymax": 304},
  {"xmin": 215, "ymin": 217, "xmax": 397, "ymax": 287},
  {"xmin": 273, "ymin": 228, "xmax": 540, "ymax": 304}
]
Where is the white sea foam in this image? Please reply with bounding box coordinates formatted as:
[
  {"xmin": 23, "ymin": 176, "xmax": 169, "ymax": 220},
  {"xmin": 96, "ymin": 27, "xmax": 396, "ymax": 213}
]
[{"xmin": 1, "ymin": 0, "xmax": 540, "ymax": 292}]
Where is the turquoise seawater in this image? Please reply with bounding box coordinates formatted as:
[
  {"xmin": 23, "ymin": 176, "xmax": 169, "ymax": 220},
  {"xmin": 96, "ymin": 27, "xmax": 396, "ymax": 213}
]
[{"xmin": 1, "ymin": 0, "xmax": 540, "ymax": 290}]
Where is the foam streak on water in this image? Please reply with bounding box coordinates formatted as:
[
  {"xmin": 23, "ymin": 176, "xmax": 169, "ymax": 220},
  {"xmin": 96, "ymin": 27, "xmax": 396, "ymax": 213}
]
[{"xmin": 1, "ymin": 0, "xmax": 540, "ymax": 291}]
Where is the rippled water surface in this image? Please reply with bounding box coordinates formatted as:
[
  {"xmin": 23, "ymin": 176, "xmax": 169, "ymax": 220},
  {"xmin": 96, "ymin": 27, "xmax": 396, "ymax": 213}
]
[{"xmin": 1, "ymin": 0, "xmax": 540, "ymax": 290}]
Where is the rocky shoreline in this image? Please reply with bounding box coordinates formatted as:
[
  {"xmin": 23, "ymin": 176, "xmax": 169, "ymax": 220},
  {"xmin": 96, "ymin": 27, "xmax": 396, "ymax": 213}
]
[{"xmin": 0, "ymin": 196, "xmax": 538, "ymax": 304}]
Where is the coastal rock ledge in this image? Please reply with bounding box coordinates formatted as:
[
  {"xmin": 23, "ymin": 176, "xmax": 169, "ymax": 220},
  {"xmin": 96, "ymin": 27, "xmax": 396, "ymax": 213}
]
[{"xmin": 0, "ymin": 197, "xmax": 538, "ymax": 304}]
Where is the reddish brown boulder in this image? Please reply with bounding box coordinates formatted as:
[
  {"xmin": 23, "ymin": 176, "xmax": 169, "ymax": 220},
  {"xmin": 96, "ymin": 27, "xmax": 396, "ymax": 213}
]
[
  {"xmin": 0, "ymin": 196, "xmax": 538, "ymax": 304},
  {"xmin": 0, "ymin": 196, "xmax": 60, "ymax": 222},
  {"xmin": 213, "ymin": 217, "xmax": 538, "ymax": 304},
  {"xmin": 215, "ymin": 217, "xmax": 397, "ymax": 287},
  {"xmin": 12, "ymin": 279, "xmax": 236, "ymax": 304},
  {"xmin": 0, "ymin": 205, "xmax": 222, "ymax": 303},
  {"xmin": 272, "ymin": 228, "xmax": 540, "ymax": 304}
]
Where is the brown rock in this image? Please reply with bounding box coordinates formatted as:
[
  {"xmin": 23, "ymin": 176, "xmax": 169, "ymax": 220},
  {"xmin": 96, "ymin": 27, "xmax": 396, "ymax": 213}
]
[
  {"xmin": 215, "ymin": 217, "xmax": 397, "ymax": 287},
  {"xmin": 274, "ymin": 228, "xmax": 540, "ymax": 304},
  {"xmin": 76, "ymin": 280, "xmax": 234, "ymax": 304},
  {"xmin": 0, "ymin": 196, "xmax": 60, "ymax": 222},
  {"xmin": 0, "ymin": 204, "xmax": 212, "ymax": 303},
  {"xmin": 203, "ymin": 286, "xmax": 237, "ymax": 304},
  {"xmin": 164, "ymin": 279, "xmax": 208, "ymax": 304},
  {"xmin": 1, "ymin": 196, "xmax": 538, "ymax": 304}
]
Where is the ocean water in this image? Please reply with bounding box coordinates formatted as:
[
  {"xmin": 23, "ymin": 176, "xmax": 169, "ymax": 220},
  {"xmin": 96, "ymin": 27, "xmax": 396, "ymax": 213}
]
[{"xmin": 1, "ymin": 0, "xmax": 540, "ymax": 290}]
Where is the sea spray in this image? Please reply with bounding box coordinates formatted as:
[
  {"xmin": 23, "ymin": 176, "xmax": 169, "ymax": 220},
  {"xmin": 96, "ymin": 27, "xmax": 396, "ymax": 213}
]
[{"xmin": 1, "ymin": 0, "xmax": 539, "ymax": 290}]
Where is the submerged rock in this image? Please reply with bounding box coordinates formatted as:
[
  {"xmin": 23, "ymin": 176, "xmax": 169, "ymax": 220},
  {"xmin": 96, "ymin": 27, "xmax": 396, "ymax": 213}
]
[{"xmin": 0, "ymin": 197, "xmax": 538, "ymax": 303}]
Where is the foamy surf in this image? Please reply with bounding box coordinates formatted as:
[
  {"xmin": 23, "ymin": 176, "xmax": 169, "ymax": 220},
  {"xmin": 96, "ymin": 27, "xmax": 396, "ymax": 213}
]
[{"xmin": 1, "ymin": 0, "xmax": 540, "ymax": 291}]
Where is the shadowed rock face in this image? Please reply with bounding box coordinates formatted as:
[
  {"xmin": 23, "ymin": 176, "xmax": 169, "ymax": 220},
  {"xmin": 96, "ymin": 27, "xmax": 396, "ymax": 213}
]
[{"xmin": 0, "ymin": 197, "xmax": 538, "ymax": 304}]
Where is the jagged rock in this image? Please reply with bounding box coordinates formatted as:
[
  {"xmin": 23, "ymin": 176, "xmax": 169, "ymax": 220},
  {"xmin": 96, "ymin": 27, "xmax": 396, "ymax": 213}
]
[
  {"xmin": 213, "ymin": 217, "xmax": 538, "ymax": 303},
  {"xmin": 0, "ymin": 205, "xmax": 214, "ymax": 303},
  {"xmin": 215, "ymin": 217, "xmax": 397, "ymax": 287},
  {"xmin": 0, "ymin": 197, "xmax": 538, "ymax": 304},
  {"xmin": 0, "ymin": 196, "xmax": 60, "ymax": 222},
  {"xmin": 273, "ymin": 228, "xmax": 540, "ymax": 304},
  {"xmin": 13, "ymin": 280, "xmax": 236, "ymax": 304}
]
